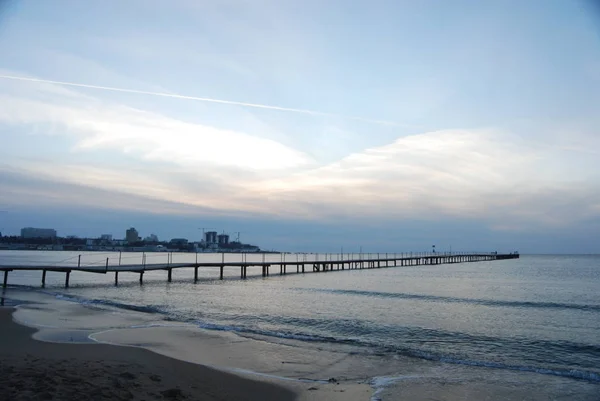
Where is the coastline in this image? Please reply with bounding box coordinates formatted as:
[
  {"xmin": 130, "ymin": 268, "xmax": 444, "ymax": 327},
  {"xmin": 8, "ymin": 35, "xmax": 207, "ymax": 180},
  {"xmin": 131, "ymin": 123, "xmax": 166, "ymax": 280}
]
[
  {"xmin": 0, "ymin": 291, "xmax": 373, "ymax": 401},
  {"xmin": 0, "ymin": 308, "xmax": 297, "ymax": 401}
]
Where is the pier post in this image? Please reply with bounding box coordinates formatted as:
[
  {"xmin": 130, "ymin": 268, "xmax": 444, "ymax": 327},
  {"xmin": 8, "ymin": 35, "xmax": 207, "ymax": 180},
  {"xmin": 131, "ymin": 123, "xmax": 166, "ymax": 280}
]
[
  {"xmin": 243, "ymin": 265, "xmax": 247, "ymax": 279},
  {"xmin": 115, "ymin": 271, "xmax": 119, "ymax": 286},
  {"xmin": 266, "ymin": 265, "xmax": 270, "ymax": 276},
  {"xmin": 42, "ymin": 269, "xmax": 47, "ymax": 287},
  {"xmin": 220, "ymin": 265, "xmax": 224, "ymax": 280},
  {"xmin": 168, "ymin": 268, "xmax": 172, "ymax": 282},
  {"xmin": 241, "ymin": 266, "xmax": 244, "ymax": 279},
  {"xmin": 284, "ymin": 264, "xmax": 287, "ymax": 274},
  {"xmin": 302, "ymin": 264, "xmax": 305, "ymax": 273},
  {"xmin": 78, "ymin": 255, "xmax": 81, "ymax": 268},
  {"xmin": 65, "ymin": 271, "xmax": 71, "ymax": 288},
  {"xmin": 139, "ymin": 272, "xmax": 144, "ymax": 284},
  {"xmin": 194, "ymin": 267, "xmax": 198, "ymax": 282},
  {"xmin": 2, "ymin": 270, "xmax": 7, "ymax": 288}
]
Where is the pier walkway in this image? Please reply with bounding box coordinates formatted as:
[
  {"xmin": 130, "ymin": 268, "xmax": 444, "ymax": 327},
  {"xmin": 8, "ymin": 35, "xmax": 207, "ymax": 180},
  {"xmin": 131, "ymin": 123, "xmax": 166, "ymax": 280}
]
[{"xmin": 0, "ymin": 252, "xmax": 519, "ymax": 288}]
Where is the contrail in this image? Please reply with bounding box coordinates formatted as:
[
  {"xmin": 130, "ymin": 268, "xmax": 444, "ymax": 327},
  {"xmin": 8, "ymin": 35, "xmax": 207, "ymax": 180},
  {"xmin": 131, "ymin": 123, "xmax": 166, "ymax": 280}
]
[{"xmin": 0, "ymin": 74, "xmax": 415, "ymax": 128}]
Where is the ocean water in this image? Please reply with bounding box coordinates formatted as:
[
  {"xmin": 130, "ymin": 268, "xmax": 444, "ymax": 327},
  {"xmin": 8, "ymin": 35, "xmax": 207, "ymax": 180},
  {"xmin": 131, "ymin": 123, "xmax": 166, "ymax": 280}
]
[{"xmin": 2, "ymin": 251, "xmax": 599, "ymax": 399}]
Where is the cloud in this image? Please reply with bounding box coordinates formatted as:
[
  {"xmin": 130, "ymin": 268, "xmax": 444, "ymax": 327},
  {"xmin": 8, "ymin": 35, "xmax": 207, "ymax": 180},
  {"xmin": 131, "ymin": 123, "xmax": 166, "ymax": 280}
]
[
  {"xmin": 0, "ymin": 74, "xmax": 313, "ymax": 171},
  {"xmin": 0, "ymin": 74, "xmax": 415, "ymax": 128},
  {"xmin": 250, "ymin": 129, "xmax": 600, "ymax": 226},
  {"xmin": 1, "ymin": 72, "xmax": 599, "ymax": 232}
]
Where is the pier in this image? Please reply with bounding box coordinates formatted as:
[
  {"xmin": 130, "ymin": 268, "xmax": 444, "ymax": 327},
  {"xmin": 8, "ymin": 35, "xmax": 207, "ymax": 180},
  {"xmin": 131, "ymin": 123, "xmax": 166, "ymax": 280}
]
[{"xmin": 0, "ymin": 252, "xmax": 519, "ymax": 288}]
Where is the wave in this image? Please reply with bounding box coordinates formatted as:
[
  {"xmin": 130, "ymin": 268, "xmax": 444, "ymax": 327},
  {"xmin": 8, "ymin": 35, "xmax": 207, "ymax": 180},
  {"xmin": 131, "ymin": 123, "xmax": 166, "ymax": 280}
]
[
  {"xmin": 193, "ymin": 320, "xmax": 600, "ymax": 383},
  {"xmin": 54, "ymin": 293, "xmax": 168, "ymax": 315},
  {"xmin": 302, "ymin": 288, "xmax": 600, "ymax": 312},
  {"xmin": 51, "ymin": 291, "xmax": 600, "ymax": 384}
]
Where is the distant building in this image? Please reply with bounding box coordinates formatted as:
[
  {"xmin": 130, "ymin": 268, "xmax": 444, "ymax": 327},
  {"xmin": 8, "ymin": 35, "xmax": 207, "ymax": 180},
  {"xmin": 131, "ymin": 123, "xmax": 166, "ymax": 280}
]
[
  {"xmin": 21, "ymin": 227, "xmax": 57, "ymax": 239},
  {"xmin": 217, "ymin": 234, "xmax": 229, "ymax": 245},
  {"xmin": 100, "ymin": 234, "xmax": 113, "ymax": 241},
  {"xmin": 144, "ymin": 234, "xmax": 159, "ymax": 242},
  {"xmin": 125, "ymin": 227, "xmax": 140, "ymax": 244},
  {"xmin": 204, "ymin": 231, "xmax": 217, "ymax": 244},
  {"xmin": 169, "ymin": 238, "xmax": 188, "ymax": 247}
]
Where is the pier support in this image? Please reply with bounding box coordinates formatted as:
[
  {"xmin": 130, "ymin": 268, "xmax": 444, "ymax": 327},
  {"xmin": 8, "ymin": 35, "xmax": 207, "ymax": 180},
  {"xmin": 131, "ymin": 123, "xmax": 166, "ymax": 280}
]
[
  {"xmin": 194, "ymin": 267, "xmax": 198, "ymax": 282},
  {"xmin": 115, "ymin": 271, "xmax": 119, "ymax": 286},
  {"xmin": 3, "ymin": 271, "xmax": 8, "ymax": 288},
  {"xmin": 65, "ymin": 271, "xmax": 71, "ymax": 288},
  {"xmin": 168, "ymin": 268, "xmax": 172, "ymax": 282},
  {"xmin": 220, "ymin": 265, "xmax": 224, "ymax": 280},
  {"xmin": 41, "ymin": 269, "xmax": 46, "ymax": 287},
  {"xmin": 139, "ymin": 272, "xmax": 144, "ymax": 284}
]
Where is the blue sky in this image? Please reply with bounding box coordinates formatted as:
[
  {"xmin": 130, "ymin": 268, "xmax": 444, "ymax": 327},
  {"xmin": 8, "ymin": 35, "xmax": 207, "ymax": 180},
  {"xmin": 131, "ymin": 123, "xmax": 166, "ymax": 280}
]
[{"xmin": 0, "ymin": 0, "xmax": 599, "ymax": 252}]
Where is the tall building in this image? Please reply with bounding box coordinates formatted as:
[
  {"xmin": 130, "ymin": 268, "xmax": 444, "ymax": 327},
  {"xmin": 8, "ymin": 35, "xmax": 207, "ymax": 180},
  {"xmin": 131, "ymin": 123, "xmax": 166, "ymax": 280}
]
[
  {"xmin": 144, "ymin": 234, "xmax": 159, "ymax": 242},
  {"xmin": 100, "ymin": 234, "xmax": 113, "ymax": 241},
  {"xmin": 21, "ymin": 227, "xmax": 57, "ymax": 239},
  {"xmin": 125, "ymin": 227, "xmax": 140, "ymax": 244},
  {"xmin": 217, "ymin": 234, "xmax": 229, "ymax": 245},
  {"xmin": 204, "ymin": 231, "xmax": 218, "ymax": 244}
]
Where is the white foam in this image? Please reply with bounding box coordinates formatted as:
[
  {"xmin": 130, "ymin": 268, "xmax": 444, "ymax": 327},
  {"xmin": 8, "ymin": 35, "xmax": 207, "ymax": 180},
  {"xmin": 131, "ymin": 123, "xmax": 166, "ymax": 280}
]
[{"xmin": 370, "ymin": 375, "xmax": 428, "ymax": 401}]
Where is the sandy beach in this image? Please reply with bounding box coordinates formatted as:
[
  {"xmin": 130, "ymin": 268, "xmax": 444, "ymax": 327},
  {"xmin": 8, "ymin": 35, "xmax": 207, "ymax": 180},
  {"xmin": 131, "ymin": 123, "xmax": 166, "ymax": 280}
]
[{"xmin": 0, "ymin": 308, "xmax": 297, "ymax": 401}]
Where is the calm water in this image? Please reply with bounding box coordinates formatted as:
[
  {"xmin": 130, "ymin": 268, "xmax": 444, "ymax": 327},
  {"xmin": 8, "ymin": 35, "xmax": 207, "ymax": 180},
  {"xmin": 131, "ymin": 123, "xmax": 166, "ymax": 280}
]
[{"xmin": 2, "ymin": 252, "xmax": 600, "ymax": 385}]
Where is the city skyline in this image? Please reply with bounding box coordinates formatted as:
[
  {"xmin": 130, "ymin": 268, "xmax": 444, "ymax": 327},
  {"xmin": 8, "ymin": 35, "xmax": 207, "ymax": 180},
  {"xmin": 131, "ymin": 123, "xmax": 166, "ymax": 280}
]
[{"xmin": 1, "ymin": 1, "xmax": 600, "ymax": 253}]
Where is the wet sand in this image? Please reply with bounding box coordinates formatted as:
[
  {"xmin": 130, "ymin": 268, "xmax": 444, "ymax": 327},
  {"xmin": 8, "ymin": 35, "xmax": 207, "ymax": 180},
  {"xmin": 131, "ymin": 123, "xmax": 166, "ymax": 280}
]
[{"xmin": 0, "ymin": 308, "xmax": 296, "ymax": 401}]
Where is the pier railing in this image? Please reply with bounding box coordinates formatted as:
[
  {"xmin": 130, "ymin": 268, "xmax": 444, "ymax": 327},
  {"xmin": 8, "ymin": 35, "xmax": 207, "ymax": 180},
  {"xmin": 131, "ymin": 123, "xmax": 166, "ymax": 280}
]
[{"xmin": 0, "ymin": 251, "xmax": 519, "ymax": 288}]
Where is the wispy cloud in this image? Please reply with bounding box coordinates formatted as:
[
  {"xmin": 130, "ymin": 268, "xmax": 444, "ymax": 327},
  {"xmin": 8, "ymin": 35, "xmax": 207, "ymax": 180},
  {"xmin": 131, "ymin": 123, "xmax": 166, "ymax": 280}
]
[
  {"xmin": 0, "ymin": 75, "xmax": 314, "ymax": 171},
  {"xmin": 1, "ymin": 72, "xmax": 599, "ymax": 231},
  {"xmin": 0, "ymin": 74, "xmax": 416, "ymax": 128}
]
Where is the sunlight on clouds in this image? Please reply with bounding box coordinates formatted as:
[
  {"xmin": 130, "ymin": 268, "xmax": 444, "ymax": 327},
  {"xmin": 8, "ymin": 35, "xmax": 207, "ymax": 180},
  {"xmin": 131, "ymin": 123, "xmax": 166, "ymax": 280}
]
[
  {"xmin": 1, "ymin": 76, "xmax": 599, "ymax": 228},
  {"xmin": 0, "ymin": 79, "xmax": 313, "ymax": 171},
  {"xmin": 250, "ymin": 129, "xmax": 600, "ymax": 225}
]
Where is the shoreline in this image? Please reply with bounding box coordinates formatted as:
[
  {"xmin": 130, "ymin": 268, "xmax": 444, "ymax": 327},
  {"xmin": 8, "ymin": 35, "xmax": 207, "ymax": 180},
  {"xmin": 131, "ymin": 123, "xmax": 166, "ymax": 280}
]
[
  {"xmin": 0, "ymin": 307, "xmax": 298, "ymax": 401},
  {"xmin": 0, "ymin": 292, "xmax": 374, "ymax": 401},
  {"xmin": 3, "ymin": 278, "xmax": 600, "ymax": 401}
]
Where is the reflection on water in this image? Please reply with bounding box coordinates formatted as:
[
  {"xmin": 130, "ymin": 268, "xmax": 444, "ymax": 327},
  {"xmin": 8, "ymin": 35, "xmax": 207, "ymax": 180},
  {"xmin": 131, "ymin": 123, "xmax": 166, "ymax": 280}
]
[{"xmin": 1, "ymin": 252, "xmax": 600, "ymax": 397}]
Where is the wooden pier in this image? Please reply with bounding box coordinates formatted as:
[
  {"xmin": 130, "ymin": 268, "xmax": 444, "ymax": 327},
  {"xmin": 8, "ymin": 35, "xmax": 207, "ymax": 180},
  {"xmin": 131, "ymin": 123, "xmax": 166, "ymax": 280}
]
[{"xmin": 0, "ymin": 252, "xmax": 519, "ymax": 288}]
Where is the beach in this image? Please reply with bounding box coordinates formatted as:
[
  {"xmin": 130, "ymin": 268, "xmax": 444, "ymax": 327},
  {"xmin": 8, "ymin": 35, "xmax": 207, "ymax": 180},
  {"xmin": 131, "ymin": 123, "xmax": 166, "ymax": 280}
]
[
  {"xmin": 0, "ymin": 298, "xmax": 373, "ymax": 401},
  {"xmin": 0, "ymin": 308, "xmax": 299, "ymax": 401}
]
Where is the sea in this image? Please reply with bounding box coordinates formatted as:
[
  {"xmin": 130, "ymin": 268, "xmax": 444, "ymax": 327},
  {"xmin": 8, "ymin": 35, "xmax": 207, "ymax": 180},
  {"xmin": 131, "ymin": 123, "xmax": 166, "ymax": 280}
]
[{"xmin": 1, "ymin": 251, "xmax": 599, "ymax": 400}]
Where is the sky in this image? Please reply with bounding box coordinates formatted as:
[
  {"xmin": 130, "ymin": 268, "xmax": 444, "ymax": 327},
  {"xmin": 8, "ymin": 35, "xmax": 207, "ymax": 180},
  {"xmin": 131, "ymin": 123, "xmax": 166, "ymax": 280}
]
[{"xmin": 0, "ymin": 0, "xmax": 599, "ymax": 253}]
